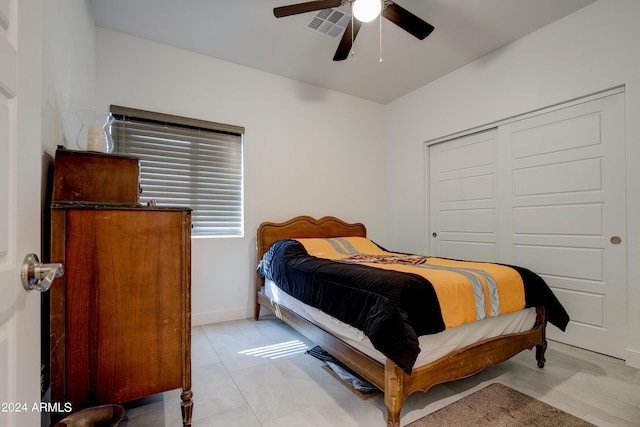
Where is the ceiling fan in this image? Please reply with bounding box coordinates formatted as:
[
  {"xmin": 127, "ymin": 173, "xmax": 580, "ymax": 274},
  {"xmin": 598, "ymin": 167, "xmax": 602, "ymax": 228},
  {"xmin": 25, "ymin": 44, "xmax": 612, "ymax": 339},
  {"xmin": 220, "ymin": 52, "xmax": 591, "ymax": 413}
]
[{"xmin": 273, "ymin": 0, "xmax": 435, "ymax": 61}]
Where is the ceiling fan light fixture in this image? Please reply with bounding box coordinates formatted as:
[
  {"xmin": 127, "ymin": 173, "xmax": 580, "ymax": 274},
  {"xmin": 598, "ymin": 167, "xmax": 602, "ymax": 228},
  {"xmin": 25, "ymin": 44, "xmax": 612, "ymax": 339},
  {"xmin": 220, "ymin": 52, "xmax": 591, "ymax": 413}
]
[{"xmin": 352, "ymin": 0, "xmax": 381, "ymax": 23}]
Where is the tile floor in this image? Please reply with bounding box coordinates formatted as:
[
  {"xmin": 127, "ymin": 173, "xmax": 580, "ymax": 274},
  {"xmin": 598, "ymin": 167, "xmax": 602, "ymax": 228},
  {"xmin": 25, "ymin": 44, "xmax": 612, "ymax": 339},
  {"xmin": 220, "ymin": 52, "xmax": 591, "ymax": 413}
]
[{"xmin": 119, "ymin": 315, "xmax": 640, "ymax": 426}]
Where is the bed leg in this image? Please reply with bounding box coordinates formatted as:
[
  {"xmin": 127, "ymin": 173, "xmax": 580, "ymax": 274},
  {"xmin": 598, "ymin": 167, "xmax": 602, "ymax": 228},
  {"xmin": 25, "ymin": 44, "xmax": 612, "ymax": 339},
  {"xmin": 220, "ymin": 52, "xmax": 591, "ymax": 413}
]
[
  {"xmin": 384, "ymin": 359, "xmax": 404, "ymax": 427},
  {"xmin": 254, "ymin": 277, "xmax": 264, "ymax": 320},
  {"xmin": 534, "ymin": 306, "xmax": 547, "ymax": 368},
  {"xmin": 536, "ymin": 338, "xmax": 547, "ymax": 368},
  {"xmin": 254, "ymin": 301, "xmax": 260, "ymax": 321}
]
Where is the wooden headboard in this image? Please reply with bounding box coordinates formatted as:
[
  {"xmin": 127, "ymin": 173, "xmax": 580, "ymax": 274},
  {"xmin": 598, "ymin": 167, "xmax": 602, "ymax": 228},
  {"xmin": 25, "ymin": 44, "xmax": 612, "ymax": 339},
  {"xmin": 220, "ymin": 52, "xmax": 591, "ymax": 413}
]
[
  {"xmin": 255, "ymin": 216, "xmax": 366, "ymax": 297},
  {"xmin": 256, "ymin": 215, "xmax": 367, "ymax": 262}
]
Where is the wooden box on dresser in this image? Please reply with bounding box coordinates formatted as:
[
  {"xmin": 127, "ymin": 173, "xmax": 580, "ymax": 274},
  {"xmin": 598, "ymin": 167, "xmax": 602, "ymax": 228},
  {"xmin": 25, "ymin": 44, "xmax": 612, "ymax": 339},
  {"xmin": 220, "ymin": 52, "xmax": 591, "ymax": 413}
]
[{"xmin": 49, "ymin": 147, "xmax": 193, "ymax": 426}]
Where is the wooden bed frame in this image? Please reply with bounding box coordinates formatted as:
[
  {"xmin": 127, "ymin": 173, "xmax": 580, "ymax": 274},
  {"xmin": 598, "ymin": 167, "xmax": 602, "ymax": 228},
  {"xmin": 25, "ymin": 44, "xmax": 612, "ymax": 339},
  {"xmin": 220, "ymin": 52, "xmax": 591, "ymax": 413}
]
[{"xmin": 254, "ymin": 216, "xmax": 547, "ymax": 427}]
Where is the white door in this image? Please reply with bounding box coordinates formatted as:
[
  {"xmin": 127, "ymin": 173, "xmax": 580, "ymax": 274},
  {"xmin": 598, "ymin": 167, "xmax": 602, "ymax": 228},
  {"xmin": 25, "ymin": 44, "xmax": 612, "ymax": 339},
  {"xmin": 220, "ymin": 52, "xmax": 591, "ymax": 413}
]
[
  {"xmin": 429, "ymin": 129, "xmax": 499, "ymax": 262},
  {"xmin": 498, "ymin": 92, "xmax": 626, "ymax": 359},
  {"xmin": 0, "ymin": 1, "xmax": 44, "ymax": 426},
  {"xmin": 429, "ymin": 91, "xmax": 627, "ymax": 359}
]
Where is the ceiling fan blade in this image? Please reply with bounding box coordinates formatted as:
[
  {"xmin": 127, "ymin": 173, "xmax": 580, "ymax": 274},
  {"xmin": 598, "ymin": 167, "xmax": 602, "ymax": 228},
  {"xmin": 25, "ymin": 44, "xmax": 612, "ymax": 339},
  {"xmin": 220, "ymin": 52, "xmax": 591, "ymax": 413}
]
[
  {"xmin": 333, "ymin": 19, "xmax": 362, "ymax": 61},
  {"xmin": 274, "ymin": 0, "xmax": 343, "ymax": 18},
  {"xmin": 382, "ymin": 2, "xmax": 434, "ymax": 40}
]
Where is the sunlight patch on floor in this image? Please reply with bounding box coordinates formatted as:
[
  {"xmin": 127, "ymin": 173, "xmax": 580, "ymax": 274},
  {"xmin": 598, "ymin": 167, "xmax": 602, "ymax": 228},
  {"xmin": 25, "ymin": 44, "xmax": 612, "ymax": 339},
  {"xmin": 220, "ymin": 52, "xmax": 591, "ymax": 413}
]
[{"xmin": 238, "ymin": 340, "xmax": 309, "ymax": 359}]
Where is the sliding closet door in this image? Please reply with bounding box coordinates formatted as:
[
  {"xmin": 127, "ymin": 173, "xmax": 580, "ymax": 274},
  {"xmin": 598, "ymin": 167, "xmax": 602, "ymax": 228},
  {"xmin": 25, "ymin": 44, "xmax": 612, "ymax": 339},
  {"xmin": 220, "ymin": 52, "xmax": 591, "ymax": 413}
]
[
  {"xmin": 498, "ymin": 92, "xmax": 626, "ymax": 358},
  {"xmin": 429, "ymin": 91, "xmax": 627, "ymax": 359},
  {"xmin": 429, "ymin": 129, "xmax": 499, "ymax": 261}
]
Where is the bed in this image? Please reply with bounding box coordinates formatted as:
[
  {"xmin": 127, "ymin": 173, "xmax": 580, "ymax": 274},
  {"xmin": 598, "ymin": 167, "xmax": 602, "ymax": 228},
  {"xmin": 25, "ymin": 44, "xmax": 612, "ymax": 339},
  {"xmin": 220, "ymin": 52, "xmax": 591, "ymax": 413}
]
[{"xmin": 254, "ymin": 216, "xmax": 569, "ymax": 426}]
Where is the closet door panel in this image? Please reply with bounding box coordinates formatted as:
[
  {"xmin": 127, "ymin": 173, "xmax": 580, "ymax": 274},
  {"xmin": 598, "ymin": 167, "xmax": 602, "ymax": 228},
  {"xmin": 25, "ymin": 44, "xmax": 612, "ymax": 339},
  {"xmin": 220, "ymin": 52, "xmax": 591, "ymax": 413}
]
[
  {"xmin": 429, "ymin": 129, "xmax": 499, "ymax": 262},
  {"xmin": 499, "ymin": 92, "xmax": 626, "ymax": 358}
]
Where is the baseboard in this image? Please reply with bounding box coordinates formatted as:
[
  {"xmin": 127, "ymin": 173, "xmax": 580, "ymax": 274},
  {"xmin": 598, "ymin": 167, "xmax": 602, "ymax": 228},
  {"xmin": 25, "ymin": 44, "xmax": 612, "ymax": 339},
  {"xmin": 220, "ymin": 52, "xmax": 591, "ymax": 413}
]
[
  {"xmin": 192, "ymin": 306, "xmax": 253, "ymax": 326},
  {"xmin": 625, "ymin": 348, "xmax": 640, "ymax": 369}
]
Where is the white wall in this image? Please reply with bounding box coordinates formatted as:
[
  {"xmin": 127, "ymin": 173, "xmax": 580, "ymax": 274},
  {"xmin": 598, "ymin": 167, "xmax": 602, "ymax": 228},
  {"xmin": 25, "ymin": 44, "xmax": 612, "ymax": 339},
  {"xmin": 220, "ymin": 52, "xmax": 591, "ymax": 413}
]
[
  {"xmin": 94, "ymin": 28, "xmax": 387, "ymax": 325},
  {"xmin": 42, "ymin": 0, "xmax": 96, "ymax": 155},
  {"xmin": 383, "ymin": 0, "xmax": 640, "ymax": 366}
]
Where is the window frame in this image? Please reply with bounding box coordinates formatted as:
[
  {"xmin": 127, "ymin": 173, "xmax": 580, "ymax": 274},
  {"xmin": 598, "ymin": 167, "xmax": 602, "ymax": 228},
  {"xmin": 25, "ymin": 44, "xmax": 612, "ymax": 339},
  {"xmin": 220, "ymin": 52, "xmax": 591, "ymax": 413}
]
[{"xmin": 109, "ymin": 105, "xmax": 245, "ymax": 238}]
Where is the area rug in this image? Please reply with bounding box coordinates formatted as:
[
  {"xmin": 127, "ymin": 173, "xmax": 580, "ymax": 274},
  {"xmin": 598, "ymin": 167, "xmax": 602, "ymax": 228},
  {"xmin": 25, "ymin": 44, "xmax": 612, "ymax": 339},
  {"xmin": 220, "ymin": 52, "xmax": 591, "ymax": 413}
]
[{"xmin": 406, "ymin": 383, "xmax": 594, "ymax": 427}]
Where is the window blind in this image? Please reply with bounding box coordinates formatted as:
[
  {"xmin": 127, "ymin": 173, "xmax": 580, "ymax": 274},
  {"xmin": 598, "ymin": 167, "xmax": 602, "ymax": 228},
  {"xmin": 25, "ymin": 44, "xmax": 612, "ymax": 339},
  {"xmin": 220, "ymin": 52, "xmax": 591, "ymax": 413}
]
[{"xmin": 110, "ymin": 106, "xmax": 244, "ymax": 237}]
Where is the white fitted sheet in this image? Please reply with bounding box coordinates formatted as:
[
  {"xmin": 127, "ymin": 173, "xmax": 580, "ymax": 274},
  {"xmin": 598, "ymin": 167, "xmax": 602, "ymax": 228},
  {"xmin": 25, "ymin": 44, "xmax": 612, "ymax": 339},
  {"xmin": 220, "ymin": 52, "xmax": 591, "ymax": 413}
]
[{"xmin": 265, "ymin": 279, "xmax": 536, "ymax": 369}]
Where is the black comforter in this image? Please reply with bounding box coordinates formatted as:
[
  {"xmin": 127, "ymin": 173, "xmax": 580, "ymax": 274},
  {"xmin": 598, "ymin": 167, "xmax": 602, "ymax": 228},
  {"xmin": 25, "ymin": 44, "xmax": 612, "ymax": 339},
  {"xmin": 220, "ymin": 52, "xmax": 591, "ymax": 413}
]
[{"xmin": 259, "ymin": 239, "xmax": 569, "ymax": 374}]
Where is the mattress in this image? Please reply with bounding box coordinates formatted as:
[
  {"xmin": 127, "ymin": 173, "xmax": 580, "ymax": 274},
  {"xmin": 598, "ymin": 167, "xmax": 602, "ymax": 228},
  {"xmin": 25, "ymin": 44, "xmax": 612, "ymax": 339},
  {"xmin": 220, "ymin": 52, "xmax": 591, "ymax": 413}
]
[{"xmin": 265, "ymin": 278, "xmax": 536, "ymax": 369}]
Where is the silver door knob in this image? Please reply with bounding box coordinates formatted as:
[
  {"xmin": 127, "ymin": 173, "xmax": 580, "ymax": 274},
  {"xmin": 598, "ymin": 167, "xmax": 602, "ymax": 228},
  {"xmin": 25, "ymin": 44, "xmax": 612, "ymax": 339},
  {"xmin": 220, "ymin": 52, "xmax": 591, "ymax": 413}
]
[{"xmin": 21, "ymin": 253, "xmax": 64, "ymax": 292}]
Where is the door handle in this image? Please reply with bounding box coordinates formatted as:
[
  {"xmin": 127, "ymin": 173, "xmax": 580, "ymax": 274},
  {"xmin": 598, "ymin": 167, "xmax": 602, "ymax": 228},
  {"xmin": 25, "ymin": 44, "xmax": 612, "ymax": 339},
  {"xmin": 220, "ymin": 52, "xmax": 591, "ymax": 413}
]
[{"xmin": 21, "ymin": 253, "xmax": 64, "ymax": 292}]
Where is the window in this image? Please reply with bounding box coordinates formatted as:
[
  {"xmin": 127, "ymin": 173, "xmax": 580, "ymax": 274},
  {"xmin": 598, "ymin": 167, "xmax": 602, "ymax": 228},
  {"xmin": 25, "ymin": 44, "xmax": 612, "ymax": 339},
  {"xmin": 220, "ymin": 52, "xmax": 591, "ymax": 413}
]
[{"xmin": 109, "ymin": 105, "xmax": 244, "ymax": 237}]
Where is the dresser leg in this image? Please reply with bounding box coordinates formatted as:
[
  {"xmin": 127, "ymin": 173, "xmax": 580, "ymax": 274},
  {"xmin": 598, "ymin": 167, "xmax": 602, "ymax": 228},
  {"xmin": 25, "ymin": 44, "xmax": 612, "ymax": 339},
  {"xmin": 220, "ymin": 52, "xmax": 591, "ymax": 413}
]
[{"xmin": 181, "ymin": 389, "xmax": 193, "ymax": 426}]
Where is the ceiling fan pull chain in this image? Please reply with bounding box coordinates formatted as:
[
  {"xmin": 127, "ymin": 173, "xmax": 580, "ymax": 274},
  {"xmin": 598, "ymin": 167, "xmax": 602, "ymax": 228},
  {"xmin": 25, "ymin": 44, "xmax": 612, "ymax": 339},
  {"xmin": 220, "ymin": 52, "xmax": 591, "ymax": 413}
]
[
  {"xmin": 379, "ymin": 3, "xmax": 383, "ymax": 63},
  {"xmin": 351, "ymin": 3, "xmax": 355, "ymax": 57}
]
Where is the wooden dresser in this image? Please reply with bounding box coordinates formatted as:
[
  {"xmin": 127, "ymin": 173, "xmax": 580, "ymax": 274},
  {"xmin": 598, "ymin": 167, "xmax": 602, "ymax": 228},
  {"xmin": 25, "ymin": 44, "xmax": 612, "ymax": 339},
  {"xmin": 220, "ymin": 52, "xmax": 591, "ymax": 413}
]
[{"xmin": 49, "ymin": 147, "xmax": 193, "ymax": 426}]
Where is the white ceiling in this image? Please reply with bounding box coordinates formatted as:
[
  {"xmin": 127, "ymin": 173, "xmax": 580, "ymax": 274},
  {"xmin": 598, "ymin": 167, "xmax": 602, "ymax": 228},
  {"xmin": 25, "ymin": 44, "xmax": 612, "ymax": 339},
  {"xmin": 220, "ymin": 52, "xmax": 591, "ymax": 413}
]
[{"xmin": 89, "ymin": 0, "xmax": 596, "ymax": 104}]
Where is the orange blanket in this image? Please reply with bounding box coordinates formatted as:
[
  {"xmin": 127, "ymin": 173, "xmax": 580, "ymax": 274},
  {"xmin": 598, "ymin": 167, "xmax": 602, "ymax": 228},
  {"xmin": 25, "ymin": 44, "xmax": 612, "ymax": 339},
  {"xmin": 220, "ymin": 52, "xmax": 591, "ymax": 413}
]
[{"xmin": 296, "ymin": 237, "xmax": 525, "ymax": 330}]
